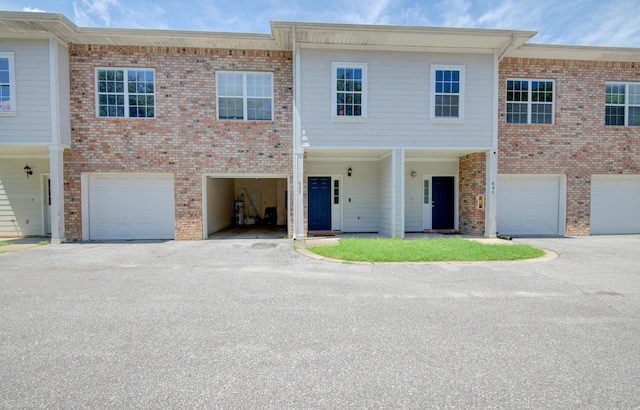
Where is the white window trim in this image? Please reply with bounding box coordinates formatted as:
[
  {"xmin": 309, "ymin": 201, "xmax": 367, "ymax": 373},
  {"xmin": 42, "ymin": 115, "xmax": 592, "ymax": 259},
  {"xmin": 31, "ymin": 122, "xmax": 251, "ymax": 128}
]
[
  {"xmin": 505, "ymin": 78, "xmax": 556, "ymax": 125},
  {"xmin": 606, "ymin": 81, "xmax": 640, "ymax": 126},
  {"xmin": 0, "ymin": 51, "xmax": 17, "ymax": 116},
  {"xmin": 331, "ymin": 62, "xmax": 367, "ymax": 122},
  {"xmin": 95, "ymin": 67, "xmax": 156, "ymax": 119},
  {"xmin": 216, "ymin": 71, "xmax": 274, "ymax": 122},
  {"xmin": 430, "ymin": 64, "xmax": 465, "ymax": 123}
]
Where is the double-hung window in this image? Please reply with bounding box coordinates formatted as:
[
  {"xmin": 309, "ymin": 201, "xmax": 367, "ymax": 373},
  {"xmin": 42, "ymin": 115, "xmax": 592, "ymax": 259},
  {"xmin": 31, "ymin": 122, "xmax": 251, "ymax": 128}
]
[
  {"xmin": 217, "ymin": 72, "xmax": 273, "ymax": 121},
  {"xmin": 506, "ymin": 79, "xmax": 554, "ymax": 124},
  {"xmin": 96, "ymin": 68, "xmax": 155, "ymax": 118},
  {"xmin": 0, "ymin": 52, "xmax": 16, "ymax": 115},
  {"xmin": 332, "ymin": 62, "xmax": 367, "ymax": 119},
  {"xmin": 431, "ymin": 65, "xmax": 465, "ymax": 121},
  {"xmin": 606, "ymin": 82, "xmax": 640, "ymax": 126}
]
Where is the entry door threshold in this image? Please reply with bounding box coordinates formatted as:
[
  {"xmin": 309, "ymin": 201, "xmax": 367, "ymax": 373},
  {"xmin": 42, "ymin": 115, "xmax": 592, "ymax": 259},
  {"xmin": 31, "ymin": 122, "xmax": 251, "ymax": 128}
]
[
  {"xmin": 423, "ymin": 229, "xmax": 461, "ymax": 235},
  {"xmin": 309, "ymin": 231, "xmax": 343, "ymax": 237}
]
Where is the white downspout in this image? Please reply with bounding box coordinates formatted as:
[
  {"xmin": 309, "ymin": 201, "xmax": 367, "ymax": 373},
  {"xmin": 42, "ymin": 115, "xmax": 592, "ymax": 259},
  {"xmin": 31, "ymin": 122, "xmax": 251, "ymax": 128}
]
[{"xmin": 485, "ymin": 35, "xmax": 516, "ymax": 238}]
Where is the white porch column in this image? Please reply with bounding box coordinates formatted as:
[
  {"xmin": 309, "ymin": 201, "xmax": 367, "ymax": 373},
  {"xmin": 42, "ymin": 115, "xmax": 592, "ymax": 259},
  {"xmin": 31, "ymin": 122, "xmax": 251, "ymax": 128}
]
[
  {"xmin": 49, "ymin": 144, "xmax": 66, "ymax": 244},
  {"xmin": 393, "ymin": 149, "xmax": 405, "ymax": 239},
  {"xmin": 485, "ymin": 150, "xmax": 498, "ymax": 238}
]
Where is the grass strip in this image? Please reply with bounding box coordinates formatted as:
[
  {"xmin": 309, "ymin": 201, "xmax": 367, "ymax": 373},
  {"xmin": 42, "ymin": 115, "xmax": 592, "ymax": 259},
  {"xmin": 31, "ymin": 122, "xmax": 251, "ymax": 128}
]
[{"xmin": 308, "ymin": 237, "xmax": 545, "ymax": 262}]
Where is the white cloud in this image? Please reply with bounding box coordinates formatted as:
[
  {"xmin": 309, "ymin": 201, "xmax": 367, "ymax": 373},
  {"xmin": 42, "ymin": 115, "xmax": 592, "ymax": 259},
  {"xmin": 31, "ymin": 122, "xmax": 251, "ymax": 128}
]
[
  {"xmin": 439, "ymin": 0, "xmax": 474, "ymax": 28},
  {"xmin": 72, "ymin": 0, "xmax": 168, "ymax": 29},
  {"xmin": 22, "ymin": 7, "xmax": 46, "ymax": 12},
  {"xmin": 73, "ymin": 0, "xmax": 118, "ymax": 26}
]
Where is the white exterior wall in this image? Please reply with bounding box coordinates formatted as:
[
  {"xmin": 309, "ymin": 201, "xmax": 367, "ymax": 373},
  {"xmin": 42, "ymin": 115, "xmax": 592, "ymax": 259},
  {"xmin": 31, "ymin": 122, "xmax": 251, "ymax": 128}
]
[
  {"xmin": 299, "ymin": 48, "xmax": 495, "ymax": 149},
  {"xmin": 307, "ymin": 159, "xmax": 379, "ymax": 232},
  {"xmin": 404, "ymin": 160, "xmax": 459, "ymax": 232},
  {"xmin": 0, "ymin": 158, "xmax": 49, "ymax": 236},
  {"xmin": 0, "ymin": 39, "xmax": 52, "ymax": 144}
]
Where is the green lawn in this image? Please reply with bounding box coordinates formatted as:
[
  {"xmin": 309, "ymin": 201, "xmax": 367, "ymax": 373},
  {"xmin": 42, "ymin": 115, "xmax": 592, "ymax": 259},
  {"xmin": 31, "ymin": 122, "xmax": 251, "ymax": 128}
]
[{"xmin": 307, "ymin": 236, "xmax": 545, "ymax": 262}]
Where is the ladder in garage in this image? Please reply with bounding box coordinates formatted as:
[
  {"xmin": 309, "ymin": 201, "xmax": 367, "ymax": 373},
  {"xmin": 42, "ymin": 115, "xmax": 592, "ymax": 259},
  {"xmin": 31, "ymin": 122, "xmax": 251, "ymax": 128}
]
[{"xmin": 243, "ymin": 188, "xmax": 260, "ymax": 219}]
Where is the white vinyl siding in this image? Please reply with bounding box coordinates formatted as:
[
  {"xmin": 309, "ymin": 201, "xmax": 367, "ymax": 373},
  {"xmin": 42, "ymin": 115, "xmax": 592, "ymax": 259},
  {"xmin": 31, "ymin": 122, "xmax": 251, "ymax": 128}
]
[
  {"xmin": 0, "ymin": 40, "xmax": 52, "ymax": 144},
  {"xmin": 0, "ymin": 158, "xmax": 49, "ymax": 236},
  {"xmin": 590, "ymin": 175, "xmax": 640, "ymax": 234},
  {"xmin": 307, "ymin": 160, "xmax": 379, "ymax": 233},
  {"xmin": 299, "ymin": 49, "xmax": 494, "ymax": 149},
  {"xmin": 404, "ymin": 160, "xmax": 458, "ymax": 231}
]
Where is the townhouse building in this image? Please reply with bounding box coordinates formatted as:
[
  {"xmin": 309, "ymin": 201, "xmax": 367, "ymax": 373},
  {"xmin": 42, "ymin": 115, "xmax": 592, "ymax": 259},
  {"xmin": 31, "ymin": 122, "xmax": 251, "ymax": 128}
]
[
  {"xmin": 1, "ymin": 12, "xmax": 293, "ymax": 241},
  {"xmin": 498, "ymin": 45, "xmax": 640, "ymax": 236},
  {"xmin": 1, "ymin": 11, "xmax": 638, "ymax": 241}
]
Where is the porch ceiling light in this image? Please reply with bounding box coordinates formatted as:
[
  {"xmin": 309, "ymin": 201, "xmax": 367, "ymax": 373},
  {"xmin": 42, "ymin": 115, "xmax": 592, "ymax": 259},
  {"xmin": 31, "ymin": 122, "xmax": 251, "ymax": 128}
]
[
  {"xmin": 24, "ymin": 165, "xmax": 32, "ymax": 178},
  {"xmin": 348, "ymin": 167, "xmax": 352, "ymax": 177}
]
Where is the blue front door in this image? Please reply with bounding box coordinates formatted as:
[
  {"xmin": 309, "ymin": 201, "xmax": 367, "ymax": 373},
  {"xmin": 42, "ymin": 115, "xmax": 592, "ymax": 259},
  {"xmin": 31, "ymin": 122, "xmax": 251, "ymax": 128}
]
[
  {"xmin": 308, "ymin": 177, "xmax": 331, "ymax": 231},
  {"xmin": 432, "ymin": 176, "xmax": 455, "ymax": 230}
]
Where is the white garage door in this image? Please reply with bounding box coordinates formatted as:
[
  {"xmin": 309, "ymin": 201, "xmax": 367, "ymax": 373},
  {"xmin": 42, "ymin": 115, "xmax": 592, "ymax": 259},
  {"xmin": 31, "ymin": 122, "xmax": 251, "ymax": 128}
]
[
  {"xmin": 87, "ymin": 174, "xmax": 175, "ymax": 240},
  {"xmin": 497, "ymin": 175, "xmax": 564, "ymax": 236},
  {"xmin": 591, "ymin": 176, "xmax": 640, "ymax": 234}
]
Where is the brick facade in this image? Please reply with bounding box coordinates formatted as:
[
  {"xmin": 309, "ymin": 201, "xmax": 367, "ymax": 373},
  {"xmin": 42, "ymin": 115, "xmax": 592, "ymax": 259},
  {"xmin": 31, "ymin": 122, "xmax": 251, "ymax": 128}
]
[
  {"xmin": 65, "ymin": 45, "xmax": 293, "ymax": 240},
  {"xmin": 499, "ymin": 58, "xmax": 640, "ymax": 235},
  {"xmin": 459, "ymin": 153, "xmax": 486, "ymax": 236}
]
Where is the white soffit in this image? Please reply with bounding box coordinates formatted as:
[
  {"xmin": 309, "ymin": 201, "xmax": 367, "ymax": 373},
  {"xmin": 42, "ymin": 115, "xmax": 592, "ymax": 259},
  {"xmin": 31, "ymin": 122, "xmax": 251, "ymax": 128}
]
[
  {"xmin": 506, "ymin": 43, "xmax": 640, "ymax": 62},
  {"xmin": 0, "ymin": 11, "xmax": 292, "ymax": 50},
  {"xmin": 274, "ymin": 21, "xmax": 536, "ymax": 53}
]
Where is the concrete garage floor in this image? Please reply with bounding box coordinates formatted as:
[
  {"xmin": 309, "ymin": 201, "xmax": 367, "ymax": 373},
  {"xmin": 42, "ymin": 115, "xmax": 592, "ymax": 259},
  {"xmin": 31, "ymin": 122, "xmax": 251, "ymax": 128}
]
[{"xmin": 208, "ymin": 224, "xmax": 288, "ymax": 239}]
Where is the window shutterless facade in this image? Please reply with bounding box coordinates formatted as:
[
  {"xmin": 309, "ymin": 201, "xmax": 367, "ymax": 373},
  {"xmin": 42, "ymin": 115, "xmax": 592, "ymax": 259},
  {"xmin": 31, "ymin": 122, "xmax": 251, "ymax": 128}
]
[
  {"xmin": 606, "ymin": 82, "xmax": 640, "ymax": 126},
  {"xmin": 430, "ymin": 65, "xmax": 465, "ymax": 120},
  {"xmin": 96, "ymin": 68, "xmax": 155, "ymax": 118},
  {"xmin": 332, "ymin": 62, "xmax": 367, "ymax": 119},
  {"xmin": 0, "ymin": 51, "xmax": 16, "ymax": 115},
  {"xmin": 216, "ymin": 72, "xmax": 273, "ymax": 121},
  {"xmin": 506, "ymin": 79, "xmax": 555, "ymax": 124}
]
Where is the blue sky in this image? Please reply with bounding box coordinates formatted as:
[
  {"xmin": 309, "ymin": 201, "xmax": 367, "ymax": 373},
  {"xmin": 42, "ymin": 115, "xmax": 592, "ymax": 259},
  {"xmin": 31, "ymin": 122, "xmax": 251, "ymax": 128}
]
[{"xmin": 2, "ymin": 0, "xmax": 640, "ymax": 47}]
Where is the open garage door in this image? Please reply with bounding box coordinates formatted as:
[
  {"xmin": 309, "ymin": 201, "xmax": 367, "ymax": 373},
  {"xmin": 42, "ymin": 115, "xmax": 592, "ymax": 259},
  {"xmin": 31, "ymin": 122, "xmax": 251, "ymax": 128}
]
[
  {"xmin": 86, "ymin": 173, "xmax": 175, "ymax": 240},
  {"xmin": 497, "ymin": 175, "xmax": 565, "ymax": 236},
  {"xmin": 591, "ymin": 175, "xmax": 640, "ymax": 234},
  {"xmin": 205, "ymin": 176, "xmax": 288, "ymax": 238}
]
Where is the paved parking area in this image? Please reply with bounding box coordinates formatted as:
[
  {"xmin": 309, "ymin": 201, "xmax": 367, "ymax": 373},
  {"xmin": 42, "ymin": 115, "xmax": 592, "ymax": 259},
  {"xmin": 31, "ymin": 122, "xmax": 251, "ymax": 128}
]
[{"xmin": 1, "ymin": 235, "xmax": 639, "ymax": 408}]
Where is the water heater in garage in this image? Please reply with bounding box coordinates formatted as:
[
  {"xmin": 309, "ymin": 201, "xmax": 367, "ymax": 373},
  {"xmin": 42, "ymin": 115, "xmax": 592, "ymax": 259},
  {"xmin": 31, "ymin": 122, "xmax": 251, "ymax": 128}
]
[{"xmin": 234, "ymin": 201, "xmax": 245, "ymax": 225}]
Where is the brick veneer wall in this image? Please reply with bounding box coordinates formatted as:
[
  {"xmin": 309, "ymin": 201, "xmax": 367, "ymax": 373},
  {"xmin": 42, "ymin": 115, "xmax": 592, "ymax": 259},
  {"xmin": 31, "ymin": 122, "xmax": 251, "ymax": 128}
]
[
  {"xmin": 499, "ymin": 58, "xmax": 640, "ymax": 235},
  {"xmin": 459, "ymin": 153, "xmax": 486, "ymax": 236},
  {"xmin": 65, "ymin": 45, "xmax": 293, "ymax": 240}
]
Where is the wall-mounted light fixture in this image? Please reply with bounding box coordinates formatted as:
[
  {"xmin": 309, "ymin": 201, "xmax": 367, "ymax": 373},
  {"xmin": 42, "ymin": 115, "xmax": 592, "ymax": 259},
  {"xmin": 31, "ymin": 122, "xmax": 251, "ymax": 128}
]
[
  {"xmin": 24, "ymin": 165, "xmax": 32, "ymax": 178},
  {"xmin": 348, "ymin": 167, "xmax": 352, "ymax": 177},
  {"xmin": 410, "ymin": 171, "xmax": 417, "ymax": 178}
]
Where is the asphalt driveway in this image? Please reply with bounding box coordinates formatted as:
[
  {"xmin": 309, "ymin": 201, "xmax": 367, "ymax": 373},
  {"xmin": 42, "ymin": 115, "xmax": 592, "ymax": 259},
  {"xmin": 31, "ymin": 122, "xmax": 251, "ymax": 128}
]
[{"xmin": 1, "ymin": 236, "xmax": 639, "ymax": 408}]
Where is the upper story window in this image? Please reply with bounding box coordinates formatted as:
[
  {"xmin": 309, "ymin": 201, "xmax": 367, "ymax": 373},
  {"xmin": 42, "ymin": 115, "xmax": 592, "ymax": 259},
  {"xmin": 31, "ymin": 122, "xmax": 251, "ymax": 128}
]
[
  {"xmin": 0, "ymin": 52, "xmax": 16, "ymax": 115},
  {"xmin": 96, "ymin": 68, "xmax": 155, "ymax": 118},
  {"xmin": 216, "ymin": 72, "xmax": 273, "ymax": 121},
  {"xmin": 606, "ymin": 82, "xmax": 640, "ymax": 126},
  {"xmin": 506, "ymin": 79, "xmax": 555, "ymax": 124},
  {"xmin": 431, "ymin": 65, "xmax": 465, "ymax": 121},
  {"xmin": 332, "ymin": 62, "xmax": 367, "ymax": 119}
]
